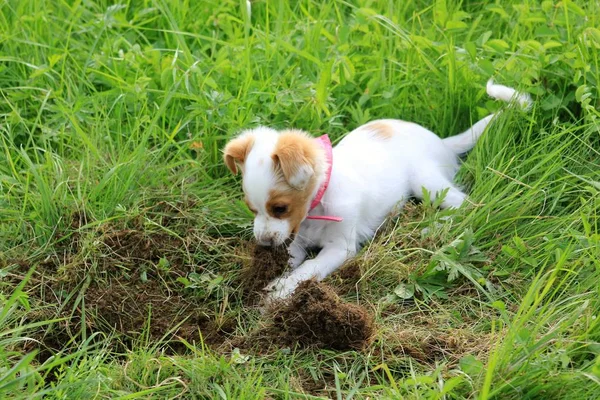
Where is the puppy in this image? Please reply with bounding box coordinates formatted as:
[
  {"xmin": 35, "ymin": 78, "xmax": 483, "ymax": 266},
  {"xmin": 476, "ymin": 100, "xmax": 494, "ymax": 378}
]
[{"xmin": 223, "ymin": 80, "xmax": 531, "ymax": 300}]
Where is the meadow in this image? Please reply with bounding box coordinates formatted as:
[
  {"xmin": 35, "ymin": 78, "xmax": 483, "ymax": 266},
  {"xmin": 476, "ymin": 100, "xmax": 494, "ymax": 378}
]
[{"xmin": 1, "ymin": 0, "xmax": 599, "ymax": 398}]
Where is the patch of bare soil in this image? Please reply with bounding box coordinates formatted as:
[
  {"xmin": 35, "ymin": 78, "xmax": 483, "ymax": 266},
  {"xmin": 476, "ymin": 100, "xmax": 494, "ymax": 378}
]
[
  {"xmin": 86, "ymin": 230, "xmax": 232, "ymax": 347},
  {"xmin": 84, "ymin": 282, "xmax": 206, "ymax": 344},
  {"xmin": 6, "ymin": 213, "xmax": 235, "ymax": 360},
  {"xmin": 5, "ymin": 205, "xmax": 494, "ymax": 371}
]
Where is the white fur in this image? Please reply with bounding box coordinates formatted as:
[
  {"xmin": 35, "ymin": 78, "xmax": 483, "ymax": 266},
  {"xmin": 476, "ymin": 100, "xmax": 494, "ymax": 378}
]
[
  {"xmin": 253, "ymin": 214, "xmax": 290, "ymax": 247},
  {"xmin": 240, "ymin": 81, "xmax": 531, "ymax": 299},
  {"xmin": 240, "ymin": 127, "xmax": 294, "ymax": 246},
  {"xmin": 286, "ymin": 164, "xmax": 314, "ymax": 189}
]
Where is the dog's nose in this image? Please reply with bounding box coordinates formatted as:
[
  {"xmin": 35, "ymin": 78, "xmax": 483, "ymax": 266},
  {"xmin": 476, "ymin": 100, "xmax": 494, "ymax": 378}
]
[{"xmin": 257, "ymin": 236, "xmax": 274, "ymax": 247}]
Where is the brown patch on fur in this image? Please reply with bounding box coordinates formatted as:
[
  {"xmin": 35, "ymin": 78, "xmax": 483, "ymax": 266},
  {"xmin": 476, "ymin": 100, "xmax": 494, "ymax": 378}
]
[
  {"xmin": 223, "ymin": 134, "xmax": 255, "ymax": 174},
  {"xmin": 267, "ymin": 130, "xmax": 327, "ymax": 234},
  {"xmin": 272, "ymin": 130, "xmax": 324, "ymax": 189},
  {"xmin": 267, "ymin": 188, "xmax": 311, "ymax": 234},
  {"xmin": 366, "ymin": 121, "xmax": 395, "ymax": 140}
]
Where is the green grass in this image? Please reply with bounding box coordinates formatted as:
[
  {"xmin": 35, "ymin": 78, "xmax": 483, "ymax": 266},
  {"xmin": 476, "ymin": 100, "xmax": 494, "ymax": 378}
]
[{"xmin": 1, "ymin": 0, "xmax": 599, "ymax": 398}]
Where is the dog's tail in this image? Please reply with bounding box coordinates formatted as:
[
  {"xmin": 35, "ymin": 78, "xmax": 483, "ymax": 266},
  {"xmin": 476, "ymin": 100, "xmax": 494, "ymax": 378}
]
[{"xmin": 443, "ymin": 80, "xmax": 532, "ymax": 155}]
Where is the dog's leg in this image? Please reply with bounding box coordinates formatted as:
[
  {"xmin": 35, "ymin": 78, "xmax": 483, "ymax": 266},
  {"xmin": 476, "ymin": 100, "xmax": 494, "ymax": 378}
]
[
  {"xmin": 287, "ymin": 237, "xmax": 307, "ymax": 268},
  {"xmin": 412, "ymin": 169, "xmax": 467, "ymax": 209},
  {"xmin": 265, "ymin": 235, "xmax": 357, "ymax": 300}
]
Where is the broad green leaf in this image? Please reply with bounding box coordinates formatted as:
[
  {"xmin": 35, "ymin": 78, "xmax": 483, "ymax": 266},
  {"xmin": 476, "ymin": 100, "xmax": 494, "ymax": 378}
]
[
  {"xmin": 575, "ymin": 85, "xmax": 591, "ymax": 103},
  {"xmin": 541, "ymin": 94, "xmax": 562, "ymax": 110},
  {"xmin": 485, "ymin": 39, "xmax": 510, "ymax": 52},
  {"xmin": 394, "ymin": 283, "xmax": 415, "ymax": 299},
  {"xmin": 584, "ymin": 27, "xmax": 600, "ymax": 47},
  {"xmin": 565, "ymin": 0, "xmax": 585, "ymax": 16},
  {"xmin": 446, "ymin": 20, "xmax": 468, "ymax": 31},
  {"xmin": 465, "ymin": 41, "xmax": 477, "ymax": 59},
  {"xmin": 486, "ymin": 5, "xmax": 509, "ymax": 19},
  {"xmin": 543, "ymin": 40, "xmax": 563, "ymax": 50},
  {"xmin": 433, "ymin": 0, "xmax": 448, "ymax": 27},
  {"xmin": 459, "ymin": 355, "xmax": 484, "ymax": 377}
]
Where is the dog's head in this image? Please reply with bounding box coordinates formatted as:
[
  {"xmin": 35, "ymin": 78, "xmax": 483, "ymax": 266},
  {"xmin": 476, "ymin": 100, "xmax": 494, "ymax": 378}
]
[{"xmin": 223, "ymin": 127, "xmax": 326, "ymax": 246}]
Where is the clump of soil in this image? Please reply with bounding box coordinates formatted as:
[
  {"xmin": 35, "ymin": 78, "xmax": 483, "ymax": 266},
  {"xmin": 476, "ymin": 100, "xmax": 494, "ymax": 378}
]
[
  {"xmin": 239, "ymin": 244, "xmax": 290, "ymax": 303},
  {"xmin": 269, "ymin": 279, "xmax": 374, "ymax": 350}
]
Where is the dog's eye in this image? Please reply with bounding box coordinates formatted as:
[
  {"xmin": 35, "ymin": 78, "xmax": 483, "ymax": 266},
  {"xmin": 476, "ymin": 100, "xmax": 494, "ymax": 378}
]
[{"xmin": 271, "ymin": 205, "xmax": 288, "ymax": 217}]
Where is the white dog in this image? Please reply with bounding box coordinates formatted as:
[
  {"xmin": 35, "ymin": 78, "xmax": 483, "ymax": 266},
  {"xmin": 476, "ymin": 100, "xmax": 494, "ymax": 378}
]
[{"xmin": 223, "ymin": 80, "xmax": 531, "ymax": 300}]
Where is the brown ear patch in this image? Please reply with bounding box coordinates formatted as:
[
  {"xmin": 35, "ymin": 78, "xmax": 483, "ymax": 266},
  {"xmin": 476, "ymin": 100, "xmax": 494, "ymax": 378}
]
[
  {"xmin": 272, "ymin": 130, "xmax": 322, "ymax": 189},
  {"xmin": 268, "ymin": 130, "xmax": 327, "ymax": 235},
  {"xmin": 223, "ymin": 134, "xmax": 255, "ymax": 174}
]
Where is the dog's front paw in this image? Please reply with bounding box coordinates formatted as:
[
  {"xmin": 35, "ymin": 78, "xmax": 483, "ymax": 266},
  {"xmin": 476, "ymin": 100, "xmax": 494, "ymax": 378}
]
[{"xmin": 264, "ymin": 274, "xmax": 303, "ymax": 302}]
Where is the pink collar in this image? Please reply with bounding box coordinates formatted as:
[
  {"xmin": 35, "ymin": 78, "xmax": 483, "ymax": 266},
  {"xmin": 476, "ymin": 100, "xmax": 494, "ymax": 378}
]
[{"xmin": 306, "ymin": 135, "xmax": 343, "ymax": 222}]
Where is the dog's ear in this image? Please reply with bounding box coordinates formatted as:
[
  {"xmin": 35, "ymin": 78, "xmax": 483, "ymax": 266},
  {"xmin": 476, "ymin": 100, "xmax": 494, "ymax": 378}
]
[
  {"xmin": 223, "ymin": 134, "xmax": 255, "ymax": 175},
  {"xmin": 272, "ymin": 131, "xmax": 316, "ymax": 190}
]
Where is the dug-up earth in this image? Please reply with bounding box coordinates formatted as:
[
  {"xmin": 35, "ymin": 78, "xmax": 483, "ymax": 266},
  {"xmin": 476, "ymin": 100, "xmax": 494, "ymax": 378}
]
[
  {"xmin": 3, "ymin": 208, "xmax": 375, "ymax": 357},
  {"xmin": 2, "ymin": 205, "xmax": 494, "ymax": 376}
]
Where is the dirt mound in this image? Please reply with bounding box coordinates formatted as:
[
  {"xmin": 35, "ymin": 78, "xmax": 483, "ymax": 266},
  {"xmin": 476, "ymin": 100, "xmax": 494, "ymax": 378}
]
[
  {"xmin": 8, "ymin": 213, "xmax": 376, "ymax": 358},
  {"xmin": 8, "ymin": 221, "xmax": 236, "ymax": 359},
  {"xmin": 82, "ymin": 229, "xmax": 233, "ymax": 348},
  {"xmin": 269, "ymin": 279, "xmax": 374, "ymax": 350},
  {"xmin": 239, "ymin": 244, "xmax": 290, "ymax": 303},
  {"xmin": 84, "ymin": 282, "xmax": 206, "ymax": 344},
  {"xmin": 99, "ymin": 229, "xmax": 186, "ymax": 272},
  {"xmin": 232, "ymin": 245, "xmax": 374, "ymax": 352}
]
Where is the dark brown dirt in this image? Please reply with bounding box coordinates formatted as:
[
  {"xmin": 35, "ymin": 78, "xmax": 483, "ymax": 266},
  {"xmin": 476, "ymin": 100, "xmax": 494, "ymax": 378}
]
[
  {"xmin": 85, "ymin": 283, "xmax": 204, "ymax": 343},
  {"xmin": 5, "ymin": 208, "xmax": 378, "ymax": 360},
  {"xmin": 326, "ymin": 260, "xmax": 363, "ymax": 295},
  {"xmin": 5, "ymin": 220, "xmax": 237, "ymax": 360},
  {"xmin": 85, "ymin": 229, "xmax": 233, "ymax": 349},
  {"xmin": 269, "ymin": 279, "xmax": 374, "ymax": 350},
  {"xmin": 239, "ymin": 244, "xmax": 290, "ymax": 304},
  {"xmin": 99, "ymin": 229, "xmax": 185, "ymax": 272},
  {"xmin": 227, "ymin": 280, "xmax": 375, "ymax": 353}
]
